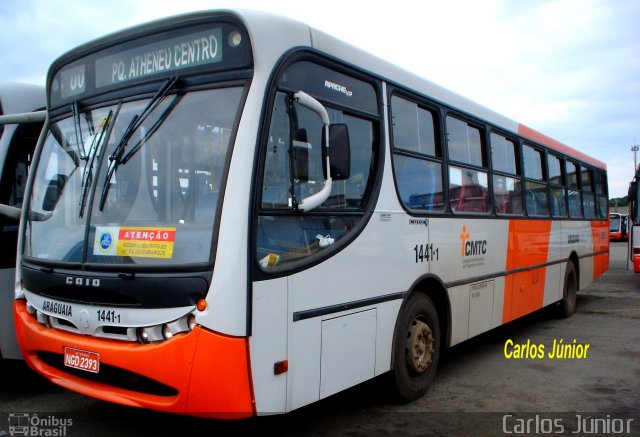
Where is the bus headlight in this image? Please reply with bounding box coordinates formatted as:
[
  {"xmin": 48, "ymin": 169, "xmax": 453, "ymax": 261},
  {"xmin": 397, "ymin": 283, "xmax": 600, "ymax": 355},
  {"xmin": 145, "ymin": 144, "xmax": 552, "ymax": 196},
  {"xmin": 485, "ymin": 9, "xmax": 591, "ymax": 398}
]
[
  {"xmin": 137, "ymin": 328, "xmax": 149, "ymax": 344},
  {"xmin": 138, "ymin": 312, "xmax": 196, "ymax": 343}
]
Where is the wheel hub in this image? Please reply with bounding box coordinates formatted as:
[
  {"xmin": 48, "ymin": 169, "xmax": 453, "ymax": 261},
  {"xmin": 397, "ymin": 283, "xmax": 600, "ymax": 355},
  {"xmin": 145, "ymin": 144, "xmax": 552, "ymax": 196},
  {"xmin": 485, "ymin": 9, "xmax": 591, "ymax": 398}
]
[{"xmin": 406, "ymin": 319, "xmax": 434, "ymax": 374}]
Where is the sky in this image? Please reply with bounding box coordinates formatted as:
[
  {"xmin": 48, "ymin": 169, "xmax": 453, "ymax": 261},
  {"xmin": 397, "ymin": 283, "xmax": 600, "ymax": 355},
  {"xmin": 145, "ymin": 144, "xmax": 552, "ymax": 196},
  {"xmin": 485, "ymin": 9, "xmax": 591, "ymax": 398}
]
[{"xmin": 1, "ymin": 0, "xmax": 638, "ymax": 197}]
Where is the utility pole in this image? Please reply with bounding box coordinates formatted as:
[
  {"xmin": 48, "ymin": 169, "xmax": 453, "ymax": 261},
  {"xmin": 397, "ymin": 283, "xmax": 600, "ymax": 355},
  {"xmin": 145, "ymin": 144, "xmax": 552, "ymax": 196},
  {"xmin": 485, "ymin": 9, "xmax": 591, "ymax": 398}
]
[{"xmin": 633, "ymin": 140, "xmax": 639, "ymax": 172}]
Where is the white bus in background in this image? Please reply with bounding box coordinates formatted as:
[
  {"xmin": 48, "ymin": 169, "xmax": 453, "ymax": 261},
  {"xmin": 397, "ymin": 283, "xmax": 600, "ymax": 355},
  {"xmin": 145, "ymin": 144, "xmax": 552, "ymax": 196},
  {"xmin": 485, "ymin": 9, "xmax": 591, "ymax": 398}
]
[
  {"xmin": 0, "ymin": 83, "xmax": 45, "ymax": 359},
  {"xmin": 627, "ymin": 168, "xmax": 640, "ymax": 271},
  {"xmin": 7, "ymin": 10, "xmax": 608, "ymax": 417}
]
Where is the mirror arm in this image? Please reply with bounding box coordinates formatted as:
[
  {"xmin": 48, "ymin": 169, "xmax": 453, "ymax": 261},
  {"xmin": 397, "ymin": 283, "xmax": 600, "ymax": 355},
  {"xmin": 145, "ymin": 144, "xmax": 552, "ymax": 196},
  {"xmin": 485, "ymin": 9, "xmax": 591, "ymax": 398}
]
[
  {"xmin": 0, "ymin": 203, "xmax": 52, "ymax": 222},
  {"xmin": 293, "ymin": 91, "xmax": 333, "ymax": 212},
  {"xmin": 0, "ymin": 203, "xmax": 21, "ymax": 220}
]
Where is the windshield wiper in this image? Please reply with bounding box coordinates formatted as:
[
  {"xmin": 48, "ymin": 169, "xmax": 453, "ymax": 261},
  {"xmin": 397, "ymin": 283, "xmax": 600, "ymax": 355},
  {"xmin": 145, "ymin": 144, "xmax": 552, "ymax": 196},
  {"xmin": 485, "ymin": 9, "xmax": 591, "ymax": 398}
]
[
  {"xmin": 98, "ymin": 76, "xmax": 179, "ymax": 211},
  {"xmin": 78, "ymin": 109, "xmax": 115, "ymax": 217},
  {"xmin": 71, "ymin": 102, "xmax": 86, "ymax": 162}
]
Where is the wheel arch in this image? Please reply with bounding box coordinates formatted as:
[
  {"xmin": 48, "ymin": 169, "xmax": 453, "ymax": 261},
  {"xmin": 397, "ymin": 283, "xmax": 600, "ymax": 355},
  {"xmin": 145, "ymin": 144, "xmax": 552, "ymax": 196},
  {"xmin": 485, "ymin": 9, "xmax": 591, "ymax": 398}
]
[
  {"xmin": 568, "ymin": 251, "xmax": 580, "ymax": 291},
  {"xmin": 391, "ymin": 274, "xmax": 451, "ymax": 370}
]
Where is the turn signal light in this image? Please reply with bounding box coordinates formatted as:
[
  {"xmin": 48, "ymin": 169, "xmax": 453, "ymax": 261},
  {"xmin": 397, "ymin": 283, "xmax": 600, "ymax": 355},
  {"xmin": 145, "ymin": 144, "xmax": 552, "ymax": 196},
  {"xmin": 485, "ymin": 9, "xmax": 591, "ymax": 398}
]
[{"xmin": 196, "ymin": 299, "xmax": 207, "ymax": 311}]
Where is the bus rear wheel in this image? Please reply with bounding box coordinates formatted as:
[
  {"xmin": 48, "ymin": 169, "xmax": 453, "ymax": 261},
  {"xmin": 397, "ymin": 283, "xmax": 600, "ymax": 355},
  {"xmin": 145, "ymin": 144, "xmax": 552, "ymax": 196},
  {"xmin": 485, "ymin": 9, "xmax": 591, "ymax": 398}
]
[
  {"xmin": 557, "ymin": 262, "xmax": 578, "ymax": 318},
  {"xmin": 390, "ymin": 293, "xmax": 440, "ymax": 402}
]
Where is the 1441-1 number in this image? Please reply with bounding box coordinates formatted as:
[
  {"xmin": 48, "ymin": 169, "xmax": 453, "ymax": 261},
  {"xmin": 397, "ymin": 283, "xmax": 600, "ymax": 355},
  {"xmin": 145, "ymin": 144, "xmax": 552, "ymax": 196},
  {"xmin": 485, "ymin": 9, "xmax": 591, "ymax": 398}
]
[{"xmin": 414, "ymin": 243, "xmax": 438, "ymax": 263}]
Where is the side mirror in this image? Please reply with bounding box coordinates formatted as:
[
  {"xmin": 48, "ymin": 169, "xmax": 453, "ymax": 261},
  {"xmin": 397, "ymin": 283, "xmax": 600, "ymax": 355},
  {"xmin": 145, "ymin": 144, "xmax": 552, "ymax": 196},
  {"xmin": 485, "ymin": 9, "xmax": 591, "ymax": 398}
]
[{"xmin": 322, "ymin": 124, "xmax": 350, "ymax": 181}]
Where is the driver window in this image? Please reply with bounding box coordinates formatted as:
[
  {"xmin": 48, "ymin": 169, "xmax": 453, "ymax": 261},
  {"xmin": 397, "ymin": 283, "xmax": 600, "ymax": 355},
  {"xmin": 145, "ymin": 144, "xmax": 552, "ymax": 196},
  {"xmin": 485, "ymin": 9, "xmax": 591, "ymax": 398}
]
[{"xmin": 257, "ymin": 91, "xmax": 377, "ymax": 271}]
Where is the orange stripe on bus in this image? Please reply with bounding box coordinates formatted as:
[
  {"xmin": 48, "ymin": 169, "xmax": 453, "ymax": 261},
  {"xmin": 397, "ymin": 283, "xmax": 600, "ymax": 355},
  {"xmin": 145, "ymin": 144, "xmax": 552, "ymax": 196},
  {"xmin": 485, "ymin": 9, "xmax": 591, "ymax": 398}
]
[
  {"xmin": 503, "ymin": 220, "xmax": 552, "ymax": 323},
  {"xmin": 592, "ymin": 221, "xmax": 610, "ymax": 280},
  {"xmin": 518, "ymin": 124, "xmax": 606, "ymax": 170}
]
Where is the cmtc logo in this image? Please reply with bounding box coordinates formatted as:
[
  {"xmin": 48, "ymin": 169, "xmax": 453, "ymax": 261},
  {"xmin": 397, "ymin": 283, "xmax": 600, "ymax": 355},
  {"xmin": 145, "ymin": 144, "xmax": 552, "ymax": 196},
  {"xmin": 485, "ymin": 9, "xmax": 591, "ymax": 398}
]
[{"xmin": 459, "ymin": 225, "xmax": 487, "ymax": 257}]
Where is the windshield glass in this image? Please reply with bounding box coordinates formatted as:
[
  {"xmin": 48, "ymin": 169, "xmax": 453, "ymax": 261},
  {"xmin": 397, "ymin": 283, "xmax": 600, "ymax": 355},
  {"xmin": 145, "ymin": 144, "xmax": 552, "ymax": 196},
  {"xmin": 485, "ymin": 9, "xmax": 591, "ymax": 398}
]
[
  {"xmin": 24, "ymin": 87, "xmax": 243, "ymax": 267},
  {"xmin": 609, "ymin": 216, "xmax": 620, "ymax": 231}
]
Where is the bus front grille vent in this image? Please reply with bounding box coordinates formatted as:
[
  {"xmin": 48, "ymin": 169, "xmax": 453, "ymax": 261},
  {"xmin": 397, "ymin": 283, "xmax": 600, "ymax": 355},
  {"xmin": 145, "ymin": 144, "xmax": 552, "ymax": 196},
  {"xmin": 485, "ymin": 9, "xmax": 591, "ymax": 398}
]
[{"xmin": 36, "ymin": 351, "xmax": 179, "ymax": 397}]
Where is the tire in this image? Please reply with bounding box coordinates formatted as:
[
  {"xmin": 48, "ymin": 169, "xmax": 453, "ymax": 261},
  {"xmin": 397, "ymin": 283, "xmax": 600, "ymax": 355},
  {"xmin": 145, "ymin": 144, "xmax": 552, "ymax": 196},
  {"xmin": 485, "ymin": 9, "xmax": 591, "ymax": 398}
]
[
  {"xmin": 557, "ymin": 262, "xmax": 578, "ymax": 318},
  {"xmin": 390, "ymin": 293, "xmax": 441, "ymax": 402}
]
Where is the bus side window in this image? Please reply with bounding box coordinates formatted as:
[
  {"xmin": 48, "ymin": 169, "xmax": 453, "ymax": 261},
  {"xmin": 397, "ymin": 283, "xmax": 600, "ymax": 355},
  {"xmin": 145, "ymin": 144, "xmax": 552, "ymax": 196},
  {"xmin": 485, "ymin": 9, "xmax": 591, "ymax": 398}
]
[
  {"xmin": 523, "ymin": 145, "xmax": 549, "ymax": 217},
  {"xmin": 490, "ymin": 132, "xmax": 523, "ymax": 216},
  {"xmin": 447, "ymin": 116, "xmax": 488, "ymax": 214},
  {"xmin": 390, "ymin": 96, "xmax": 444, "ymax": 212},
  {"xmin": 0, "ymin": 122, "xmax": 43, "ymax": 268}
]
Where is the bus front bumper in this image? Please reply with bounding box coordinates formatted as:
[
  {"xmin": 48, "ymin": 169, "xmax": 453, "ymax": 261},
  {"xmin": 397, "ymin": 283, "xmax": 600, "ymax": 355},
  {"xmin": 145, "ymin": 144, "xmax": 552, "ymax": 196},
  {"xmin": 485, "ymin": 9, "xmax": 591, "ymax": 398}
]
[{"xmin": 13, "ymin": 300, "xmax": 255, "ymax": 418}]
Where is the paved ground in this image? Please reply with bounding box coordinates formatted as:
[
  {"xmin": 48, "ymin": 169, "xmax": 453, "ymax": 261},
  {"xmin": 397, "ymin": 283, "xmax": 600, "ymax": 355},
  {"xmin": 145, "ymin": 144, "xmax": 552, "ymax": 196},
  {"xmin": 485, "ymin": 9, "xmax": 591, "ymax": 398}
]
[{"xmin": 1, "ymin": 242, "xmax": 638, "ymax": 436}]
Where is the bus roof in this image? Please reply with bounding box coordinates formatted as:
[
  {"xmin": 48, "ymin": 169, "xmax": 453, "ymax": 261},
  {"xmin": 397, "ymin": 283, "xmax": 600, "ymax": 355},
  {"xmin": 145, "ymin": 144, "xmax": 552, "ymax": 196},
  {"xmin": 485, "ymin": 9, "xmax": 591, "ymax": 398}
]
[
  {"xmin": 48, "ymin": 9, "xmax": 606, "ymax": 171},
  {"xmin": 0, "ymin": 83, "xmax": 45, "ymax": 114}
]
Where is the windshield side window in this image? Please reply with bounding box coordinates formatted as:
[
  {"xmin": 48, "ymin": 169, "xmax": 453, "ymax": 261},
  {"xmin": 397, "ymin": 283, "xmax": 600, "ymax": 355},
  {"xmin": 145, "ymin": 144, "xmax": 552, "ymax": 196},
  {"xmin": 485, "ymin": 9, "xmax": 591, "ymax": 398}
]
[{"xmin": 257, "ymin": 85, "xmax": 378, "ymax": 271}]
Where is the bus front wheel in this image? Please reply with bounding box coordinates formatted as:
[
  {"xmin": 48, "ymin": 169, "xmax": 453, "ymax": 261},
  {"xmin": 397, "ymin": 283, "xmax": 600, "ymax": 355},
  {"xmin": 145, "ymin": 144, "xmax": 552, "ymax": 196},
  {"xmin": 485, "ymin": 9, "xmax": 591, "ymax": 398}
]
[{"xmin": 390, "ymin": 293, "xmax": 440, "ymax": 402}]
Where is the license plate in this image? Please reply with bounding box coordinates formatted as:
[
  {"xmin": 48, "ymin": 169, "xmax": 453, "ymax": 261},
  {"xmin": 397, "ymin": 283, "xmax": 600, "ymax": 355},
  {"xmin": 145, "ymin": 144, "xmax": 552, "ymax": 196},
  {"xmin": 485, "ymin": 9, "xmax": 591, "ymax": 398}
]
[{"xmin": 63, "ymin": 347, "xmax": 100, "ymax": 373}]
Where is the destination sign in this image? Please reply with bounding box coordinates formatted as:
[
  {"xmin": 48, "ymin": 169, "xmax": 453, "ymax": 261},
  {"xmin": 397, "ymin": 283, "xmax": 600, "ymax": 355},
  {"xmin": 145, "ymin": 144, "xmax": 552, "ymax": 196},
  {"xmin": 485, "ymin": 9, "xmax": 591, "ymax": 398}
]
[
  {"xmin": 59, "ymin": 64, "xmax": 86, "ymax": 99},
  {"xmin": 95, "ymin": 28, "xmax": 223, "ymax": 87}
]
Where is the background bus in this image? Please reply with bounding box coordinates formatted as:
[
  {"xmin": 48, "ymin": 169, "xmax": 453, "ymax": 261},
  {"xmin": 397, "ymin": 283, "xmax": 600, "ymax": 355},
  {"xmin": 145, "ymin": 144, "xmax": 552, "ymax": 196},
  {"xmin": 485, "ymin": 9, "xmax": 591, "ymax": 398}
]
[
  {"xmin": 0, "ymin": 83, "xmax": 45, "ymax": 359},
  {"xmin": 8, "ymin": 10, "xmax": 608, "ymax": 417},
  {"xmin": 609, "ymin": 212, "xmax": 628, "ymax": 241},
  {"xmin": 627, "ymin": 168, "xmax": 640, "ymax": 271}
]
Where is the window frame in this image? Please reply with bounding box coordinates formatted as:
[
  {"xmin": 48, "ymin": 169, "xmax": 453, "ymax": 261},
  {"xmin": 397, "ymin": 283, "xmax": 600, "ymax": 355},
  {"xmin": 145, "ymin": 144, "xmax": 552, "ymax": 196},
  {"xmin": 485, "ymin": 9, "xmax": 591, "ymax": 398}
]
[
  {"xmin": 490, "ymin": 130, "xmax": 523, "ymax": 216},
  {"xmin": 389, "ymin": 91, "xmax": 445, "ymax": 215},
  {"xmin": 253, "ymin": 53, "xmax": 384, "ymax": 277}
]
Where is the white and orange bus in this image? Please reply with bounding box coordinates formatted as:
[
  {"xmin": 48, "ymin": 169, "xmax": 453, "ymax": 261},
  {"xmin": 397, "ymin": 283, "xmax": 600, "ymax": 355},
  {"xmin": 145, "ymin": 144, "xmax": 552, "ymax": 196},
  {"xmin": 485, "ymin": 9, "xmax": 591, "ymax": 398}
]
[
  {"xmin": 609, "ymin": 212, "xmax": 628, "ymax": 241},
  {"xmin": 0, "ymin": 83, "xmax": 45, "ymax": 360},
  {"xmin": 6, "ymin": 10, "xmax": 608, "ymax": 417},
  {"xmin": 627, "ymin": 169, "xmax": 640, "ymax": 271}
]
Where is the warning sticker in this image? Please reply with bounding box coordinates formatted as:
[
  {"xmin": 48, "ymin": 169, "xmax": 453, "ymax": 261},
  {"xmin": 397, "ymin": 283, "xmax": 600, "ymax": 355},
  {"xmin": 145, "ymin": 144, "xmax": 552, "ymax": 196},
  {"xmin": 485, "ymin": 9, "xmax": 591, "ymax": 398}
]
[{"xmin": 94, "ymin": 226, "xmax": 176, "ymax": 259}]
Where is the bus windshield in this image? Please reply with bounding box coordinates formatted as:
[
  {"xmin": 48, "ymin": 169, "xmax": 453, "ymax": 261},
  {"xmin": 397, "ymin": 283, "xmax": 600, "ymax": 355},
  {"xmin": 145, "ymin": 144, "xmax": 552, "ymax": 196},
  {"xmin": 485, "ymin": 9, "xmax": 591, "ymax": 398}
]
[
  {"xmin": 610, "ymin": 214, "xmax": 620, "ymax": 232},
  {"xmin": 24, "ymin": 86, "xmax": 243, "ymax": 267}
]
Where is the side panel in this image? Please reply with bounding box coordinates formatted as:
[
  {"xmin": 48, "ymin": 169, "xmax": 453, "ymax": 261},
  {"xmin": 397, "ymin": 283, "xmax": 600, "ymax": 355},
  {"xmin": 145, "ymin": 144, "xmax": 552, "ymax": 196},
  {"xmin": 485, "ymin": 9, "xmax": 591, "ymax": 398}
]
[
  {"xmin": 543, "ymin": 220, "xmax": 565, "ymax": 307},
  {"xmin": 249, "ymin": 279, "xmax": 288, "ymax": 415},
  {"xmin": 319, "ymin": 309, "xmax": 376, "ymax": 399},
  {"xmin": 287, "ymin": 317, "xmax": 321, "ymax": 412},
  {"xmin": 503, "ymin": 220, "xmax": 551, "ymax": 323},
  {"xmin": 429, "ymin": 218, "xmax": 509, "ymax": 345},
  {"xmin": 468, "ymin": 280, "xmax": 495, "ymax": 338}
]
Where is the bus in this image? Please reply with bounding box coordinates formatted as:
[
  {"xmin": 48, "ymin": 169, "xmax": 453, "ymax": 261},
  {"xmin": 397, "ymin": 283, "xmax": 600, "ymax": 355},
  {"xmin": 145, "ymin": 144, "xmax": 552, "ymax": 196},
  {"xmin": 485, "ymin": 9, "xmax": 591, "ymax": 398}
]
[
  {"xmin": 0, "ymin": 83, "xmax": 45, "ymax": 360},
  {"xmin": 627, "ymin": 168, "xmax": 640, "ymax": 271},
  {"xmin": 609, "ymin": 212, "xmax": 628, "ymax": 241},
  {"xmin": 7, "ymin": 10, "xmax": 609, "ymax": 417}
]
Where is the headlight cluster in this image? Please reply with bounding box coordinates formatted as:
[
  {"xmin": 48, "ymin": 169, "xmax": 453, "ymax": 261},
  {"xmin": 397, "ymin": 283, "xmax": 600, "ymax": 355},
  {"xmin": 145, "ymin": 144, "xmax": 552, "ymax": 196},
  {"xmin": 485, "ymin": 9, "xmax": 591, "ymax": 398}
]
[
  {"xmin": 136, "ymin": 313, "xmax": 196, "ymax": 344},
  {"xmin": 25, "ymin": 300, "xmax": 197, "ymax": 344},
  {"xmin": 26, "ymin": 301, "xmax": 50, "ymax": 327}
]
